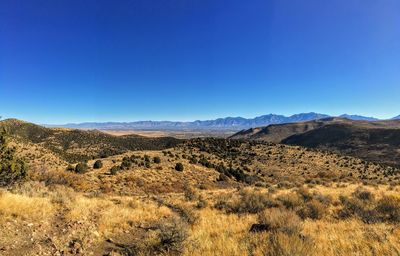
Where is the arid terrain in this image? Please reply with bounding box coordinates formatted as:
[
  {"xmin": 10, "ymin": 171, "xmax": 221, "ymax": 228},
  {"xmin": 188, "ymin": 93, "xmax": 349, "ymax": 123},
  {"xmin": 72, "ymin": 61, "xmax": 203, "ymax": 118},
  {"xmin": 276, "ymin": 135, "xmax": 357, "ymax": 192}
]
[{"xmin": 1, "ymin": 119, "xmax": 400, "ymax": 255}]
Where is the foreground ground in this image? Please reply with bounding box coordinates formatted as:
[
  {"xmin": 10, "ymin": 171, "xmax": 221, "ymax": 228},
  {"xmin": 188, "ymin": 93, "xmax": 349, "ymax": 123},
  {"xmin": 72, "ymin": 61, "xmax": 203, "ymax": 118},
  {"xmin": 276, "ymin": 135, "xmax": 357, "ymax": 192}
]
[
  {"xmin": 1, "ymin": 135, "xmax": 400, "ymax": 255},
  {"xmin": 1, "ymin": 182, "xmax": 400, "ymax": 255}
]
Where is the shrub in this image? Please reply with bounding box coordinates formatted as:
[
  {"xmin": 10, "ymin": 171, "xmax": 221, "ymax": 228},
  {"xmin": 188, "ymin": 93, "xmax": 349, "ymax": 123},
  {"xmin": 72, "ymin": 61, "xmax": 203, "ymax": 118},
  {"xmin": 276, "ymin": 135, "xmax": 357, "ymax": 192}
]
[
  {"xmin": 0, "ymin": 129, "xmax": 27, "ymax": 186},
  {"xmin": 153, "ymin": 156, "xmax": 161, "ymax": 164},
  {"xmin": 196, "ymin": 197, "xmax": 208, "ymax": 209},
  {"xmin": 297, "ymin": 199, "xmax": 328, "ymax": 220},
  {"xmin": 183, "ymin": 185, "xmax": 198, "ymax": 201},
  {"xmin": 216, "ymin": 189, "xmax": 278, "ymax": 214},
  {"xmin": 256, "ymin": 208, "xmax": 303, "ymax": 235},
  {"xmin": 74, "ymin": 163, "xmax": 88, "ymax": 174},
  {"xmin": 277, "ymin": 193, "xmax": 303, "ymax": 210},
  {"xmin": 156, "ymin": 217, "xmax": 188, "ymax": 254},
  {"xmin": 110, "ymin": 165, "xmax": 121, "ymax": 175},
  {"xmin": 217, "ymin": 173, "xmax": 229, "ymax": 182},
  {"xmin": 352, "ymin": 187, "xmax": 375, "ymax": 202},
  {"xmin": 66, "ymin": 164, "xmax": 75, "ymax": 171},
  {"xmin": 175, "ymin": 163, "xmax": 184, "ymax": 172},
  {"xmin": 93, "ymin": 160, "xmax": 103, "ymax": 169},
  {"xmin": 124, "ymin": 217, "xmax": 189, "ymax": 255},
  {"xmin": 121, "ymin": 157, "xmax": 132, "ymax": 169},
  {"xmin": 375, "ymin": 196, "xmax": 400, "ymax": 223},
  {"xmin": 266, "ymin": 232, "xmax": 314, "ymax": 256}
]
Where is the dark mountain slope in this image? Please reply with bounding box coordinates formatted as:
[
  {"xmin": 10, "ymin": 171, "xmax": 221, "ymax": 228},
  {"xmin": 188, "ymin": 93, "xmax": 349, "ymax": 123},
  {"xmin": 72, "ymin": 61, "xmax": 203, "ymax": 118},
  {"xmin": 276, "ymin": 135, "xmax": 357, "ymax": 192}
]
[
  {"xmin": 230, "ymin": 118, "xmax": 400, "ymax": 167},
  {"xmin": 229, "ymin": 118, "xmax": 346, "ymax": 142},
  {"xmin": 282, "ymin": 123, "xmax": 400, "ymax": 167}
]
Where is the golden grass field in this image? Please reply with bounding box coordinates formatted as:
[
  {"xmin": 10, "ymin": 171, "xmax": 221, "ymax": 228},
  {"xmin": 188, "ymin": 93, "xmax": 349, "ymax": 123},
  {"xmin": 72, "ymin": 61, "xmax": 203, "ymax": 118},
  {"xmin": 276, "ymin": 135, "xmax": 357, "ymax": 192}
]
[{"xmin": 1, "ymin": 182, "xmax": 400, "ymax": 255}]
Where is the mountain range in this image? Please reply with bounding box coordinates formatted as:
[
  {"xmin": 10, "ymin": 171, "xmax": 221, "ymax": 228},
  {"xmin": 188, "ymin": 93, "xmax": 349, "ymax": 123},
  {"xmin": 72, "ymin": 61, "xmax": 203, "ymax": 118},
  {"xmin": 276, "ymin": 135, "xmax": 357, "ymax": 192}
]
[{"xmin": 49, "ymin": 112, "xmax": 399, "ymax": 131}]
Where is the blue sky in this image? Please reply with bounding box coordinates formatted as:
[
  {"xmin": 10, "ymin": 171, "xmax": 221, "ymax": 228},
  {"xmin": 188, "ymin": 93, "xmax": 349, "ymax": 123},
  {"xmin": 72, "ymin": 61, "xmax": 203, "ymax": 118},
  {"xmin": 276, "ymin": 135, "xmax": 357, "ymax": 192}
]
[{"xmin": 1, "ymin": 0, "xmax": 399, "ymax": 124}]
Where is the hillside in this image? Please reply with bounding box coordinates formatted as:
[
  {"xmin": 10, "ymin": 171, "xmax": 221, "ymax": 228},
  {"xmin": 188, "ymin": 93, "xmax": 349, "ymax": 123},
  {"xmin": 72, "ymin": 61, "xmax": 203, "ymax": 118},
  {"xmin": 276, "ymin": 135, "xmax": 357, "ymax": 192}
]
[
  {"xmin": 282, "ymin": 123, "xmax": 400, "ymax": 167},
  {"xmin": 231, "ymin": 118, "xmax": 400, "ymax": 167},
  {"xmin": 2, "ymin": 121, "xmax": 400, "ymax": 255},
  {"xmin": 0, "ymin": 119, "xmax": 182, "ymax": 163},
  {"xmin": 229, "ymin": 118, "xmax": 336, "ymax": 142}
]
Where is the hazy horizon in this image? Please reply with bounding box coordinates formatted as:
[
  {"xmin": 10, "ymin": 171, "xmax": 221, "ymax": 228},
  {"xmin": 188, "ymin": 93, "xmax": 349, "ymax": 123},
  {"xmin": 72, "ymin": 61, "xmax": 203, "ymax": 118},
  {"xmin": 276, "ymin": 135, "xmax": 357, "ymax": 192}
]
[{"xmin": 1, "ymin": 111, "xmax": 398, "ymax": 126}]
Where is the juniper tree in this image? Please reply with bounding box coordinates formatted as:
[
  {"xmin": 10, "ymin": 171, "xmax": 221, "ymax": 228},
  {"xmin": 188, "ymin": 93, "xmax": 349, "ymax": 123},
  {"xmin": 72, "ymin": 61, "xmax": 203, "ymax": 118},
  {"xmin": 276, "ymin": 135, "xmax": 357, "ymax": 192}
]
[{"xmin": 0, "ymin": 129, "xmax": 27, "ymax": 186}]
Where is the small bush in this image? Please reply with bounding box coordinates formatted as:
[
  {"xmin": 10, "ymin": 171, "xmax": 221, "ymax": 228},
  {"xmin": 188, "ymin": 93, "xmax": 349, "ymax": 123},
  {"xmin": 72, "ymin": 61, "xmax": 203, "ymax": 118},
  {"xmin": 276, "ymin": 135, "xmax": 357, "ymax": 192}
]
[
  {"xmin": 74, "ymin": 163, "xmax": 88, "ymax": 174},
  {"xmin": 266, "ymin": 232, "xmax": 314, "ymax": 256},
  {"xmin": 175, "ymin": 163, "xmax": 184, "ymax": 172},
  {"xmin": 277, "ymin": 193, "xmax": 303, "ymax": 210},
  {"xmin": 217, "ymin": 173, "xmax": 229, "ymax": 182},
  {"xmin": 256, "ymin": 208, "xmax": 303, "ymax": 235},
  {"xmin": 156, "ymin": 217, "xmax": 188, "ymax": 254},
  {"xmin": 110, "ymin": 165, "xmax": 121, "ymax": 175},
  {"xmin": 93, "ymin": 160, "xmax": 103, "ymax": 169},
  {"xmin": 297, "ymin": 199, "xmax": 328, "ymax": 220},
  {"xmin": 183, "ymin": 185, "xmax": 198, "ymax": 201},
  {"xmin": 375, "ymin": 196, "xmax": 400, "ymax": 223},
  {"xmin": 216, "ymin": 189, "xmax": 278, "ymax": 214},
  {"xmin": 196, "ymin": 197, "xmax": 208, "ymax": 209},
  {"xmin": 352, "ymin": 187, "xmax": 374, "ymax": 202},
  {"xmin": 153, "ymin": 156, "xmax": 161, "ymax": 164}
]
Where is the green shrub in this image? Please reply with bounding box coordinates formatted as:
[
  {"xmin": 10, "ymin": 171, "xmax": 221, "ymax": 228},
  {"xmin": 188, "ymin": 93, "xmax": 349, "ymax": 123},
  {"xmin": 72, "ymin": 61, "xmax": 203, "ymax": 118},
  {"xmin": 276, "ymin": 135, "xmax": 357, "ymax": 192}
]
[
  {"xmin": 175, "ymin": 163, "xmax": 184, "ymax": 172},
  {"xmin": 93, "ymin": 160, "xmax": 103, "ymax": 169},
  {"xmin": 74, "ymin": 163, "xmax": 88, "ymax": 174},
  {"xmin": 110, "ymin": 165, "xmax": 121, "ymax": 175},
  {"xmin": 153, "ymin": 156, "xmax": 161, "ymax": 164},
  {"xmin": 0, "ymin": 129, "xmax": 27, "ymax": 186}
]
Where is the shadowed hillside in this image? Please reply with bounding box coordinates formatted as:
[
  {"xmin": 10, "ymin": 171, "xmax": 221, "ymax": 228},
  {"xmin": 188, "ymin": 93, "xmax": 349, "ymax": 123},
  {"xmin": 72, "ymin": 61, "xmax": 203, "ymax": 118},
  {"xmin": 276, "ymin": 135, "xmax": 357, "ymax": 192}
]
[
  {"xmin": 283, "ymin": 123, "xmax": 400, "ymax": 167},
  {"xmin": 231, "ymin": 118, "xmax": 400, "ymax": 167},
  {"xmin": 0, "ymin": 119, "xmax": 182, "ymax": 163}
]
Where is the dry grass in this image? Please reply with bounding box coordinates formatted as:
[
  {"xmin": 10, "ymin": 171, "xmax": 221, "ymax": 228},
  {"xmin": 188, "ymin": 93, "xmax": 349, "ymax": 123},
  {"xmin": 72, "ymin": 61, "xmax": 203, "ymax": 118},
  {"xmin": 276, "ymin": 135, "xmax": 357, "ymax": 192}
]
[
  {"xmin": 0, "ymin": 191, "xmax": 54, "ymax": 221},
  {"xmin": 1, "ymin": 184, "xmax": 400, "ymax": 255}
]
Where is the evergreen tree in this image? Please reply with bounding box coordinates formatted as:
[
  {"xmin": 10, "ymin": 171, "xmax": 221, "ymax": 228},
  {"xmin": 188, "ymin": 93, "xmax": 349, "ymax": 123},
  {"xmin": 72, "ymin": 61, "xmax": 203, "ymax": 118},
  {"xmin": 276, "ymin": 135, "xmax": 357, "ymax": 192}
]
[{"xmin": 0, "ymin": 129, "xmax": 27, "ymax": 186}]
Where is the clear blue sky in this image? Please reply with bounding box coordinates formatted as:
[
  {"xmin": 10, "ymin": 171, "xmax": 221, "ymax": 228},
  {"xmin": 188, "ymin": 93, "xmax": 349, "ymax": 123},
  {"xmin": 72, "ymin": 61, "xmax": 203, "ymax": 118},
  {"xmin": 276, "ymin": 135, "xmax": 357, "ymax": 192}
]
[{"xmin": 1, "ymin": 0, "xmax": 399, "ymax": 124}]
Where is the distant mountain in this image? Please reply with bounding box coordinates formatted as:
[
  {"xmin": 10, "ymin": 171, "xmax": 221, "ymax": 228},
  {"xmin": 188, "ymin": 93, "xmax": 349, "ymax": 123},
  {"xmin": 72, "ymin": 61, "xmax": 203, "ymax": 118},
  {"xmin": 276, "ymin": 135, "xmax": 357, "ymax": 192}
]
[
  {"xmin": 50, "ymin": 112, "xmax": 338, "ymax": 131},
  {"xmin": 392, "ymin": 115, "xmax": 400, "ymax": 120},
  {"xmin": 339, "ymin": 114, "xmax": 379, "ymax": 121},
  {"xmin": 48, "ymin": 112, "xmax": 386, "ymax": 131}
]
